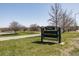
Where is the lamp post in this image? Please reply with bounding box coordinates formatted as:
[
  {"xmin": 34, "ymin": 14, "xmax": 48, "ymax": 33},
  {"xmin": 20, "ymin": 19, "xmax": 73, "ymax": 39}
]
[{"xmin": 74, "ymin": 13, "xmax": 79, "ymax": 30}]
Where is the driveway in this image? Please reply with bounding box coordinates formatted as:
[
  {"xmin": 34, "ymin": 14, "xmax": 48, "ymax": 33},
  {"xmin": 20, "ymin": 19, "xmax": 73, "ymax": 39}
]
[{"xmin": 0, "ymin": 34, "xmax": 41, "ymax": 41}]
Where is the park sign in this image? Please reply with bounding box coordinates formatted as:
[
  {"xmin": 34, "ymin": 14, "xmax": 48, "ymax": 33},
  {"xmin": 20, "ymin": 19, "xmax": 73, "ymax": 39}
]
[{"xmin": 41, "ymin": 26, "xmax": 61, "ymax": 43}]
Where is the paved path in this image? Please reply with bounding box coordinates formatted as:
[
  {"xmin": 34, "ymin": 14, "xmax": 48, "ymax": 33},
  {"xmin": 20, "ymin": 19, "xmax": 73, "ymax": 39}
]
[
  {"xmin": 0, "ymin": 32, "xmax": 15, "ymax": 35},
  {"xmin": 0, "ymin": 34, "xmax": 41, "ymax": 41}
]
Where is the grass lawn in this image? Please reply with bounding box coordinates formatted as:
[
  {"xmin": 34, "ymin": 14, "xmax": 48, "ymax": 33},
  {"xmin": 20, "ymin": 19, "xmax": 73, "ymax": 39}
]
[
  {"xmin": 0, "ymin": 31, "xmax": 40, "ymax": 37},
  {"xmin": 0, "ymin": 32, "xmax": 79, "ymax": 56}
]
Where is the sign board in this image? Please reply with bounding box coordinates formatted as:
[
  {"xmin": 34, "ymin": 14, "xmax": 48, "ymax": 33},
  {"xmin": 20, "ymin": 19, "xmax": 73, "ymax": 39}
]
[{"xmin": 41, "ymin": 26, "xmax": 61, "ymax": 43}]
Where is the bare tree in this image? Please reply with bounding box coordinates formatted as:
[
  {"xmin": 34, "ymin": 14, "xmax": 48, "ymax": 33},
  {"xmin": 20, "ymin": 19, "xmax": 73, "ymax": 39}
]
[
  {"xmin": 29, "ymin": 24, "xmax": 40, "ymax": 31},
  {"xmin": 61, "ymin": 11, "xmax": 75, "ymax": 32},
  {"xmin": 49, "ymin": 3, "xmax": 76, "ymax": 32},
  {"xmin": 19, "ymin": 25, "xmax": 28, "ymax": 32},
  {"xmin": 49, "ymin": 3, "xmax": 62, "ymax": 29},
  {"xmin": 9, "ymin": 21, "xmax": 21, "ymax": 33}
]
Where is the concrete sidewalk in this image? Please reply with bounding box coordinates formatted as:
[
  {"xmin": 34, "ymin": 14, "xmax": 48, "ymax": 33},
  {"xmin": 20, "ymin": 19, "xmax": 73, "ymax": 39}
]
[{"xmin": 0, "ymin": 34, "xmax": 41, "ymax": 41}]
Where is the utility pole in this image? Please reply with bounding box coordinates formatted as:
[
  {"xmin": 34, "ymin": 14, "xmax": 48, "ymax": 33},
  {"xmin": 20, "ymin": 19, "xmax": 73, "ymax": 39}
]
[{"xmin": 74, "ymin": 13, "xmax": 79, "ymax": 30}]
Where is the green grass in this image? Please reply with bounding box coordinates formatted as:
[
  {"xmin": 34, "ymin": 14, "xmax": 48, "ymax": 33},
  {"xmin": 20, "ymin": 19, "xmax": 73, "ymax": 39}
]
[
  {"xmin": 0, "ymin": 31, "xmax": 79, "ymax": 56},
  {"xmin": 0, "ymin": 37, "xmax": 61, "ymax": 56},
  {"xmin": 0, "ymin": 31, "xmax": 40, "ymax": 37},
  {"xmin": 70, "ymin": 48, "xmax": 79, "ymax": 56}
]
